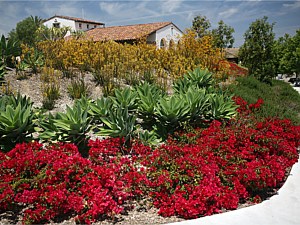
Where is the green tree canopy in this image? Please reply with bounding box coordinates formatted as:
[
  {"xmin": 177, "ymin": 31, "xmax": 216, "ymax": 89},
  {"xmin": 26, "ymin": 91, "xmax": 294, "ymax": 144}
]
[
  {"xmin": 239, "ymin": 16, "xmax": 276, "ymax": 82},
  {"xmin": 9, "ymin": 16, "xmax": 43, "ymax": 47},
  {"xmin": 278, "ymin": 30, "xmax": 300, "ymax": 77},
  {"xmin": 212, "ymin": 20, "xmax": 235, "ymax": 49},
  {"xmin": 192, "ymin": 15, "xmax": 211, "ymax": 38},
  {"xmin": 192, "ymin": 15, "xmax": 235, "ymax": 48}
]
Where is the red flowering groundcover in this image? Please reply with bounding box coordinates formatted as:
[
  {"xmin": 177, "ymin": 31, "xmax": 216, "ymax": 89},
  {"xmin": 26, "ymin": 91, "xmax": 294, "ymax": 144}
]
[{"xmin": 0, "ymin": 98, "xmax": 299, "ymax": 224}]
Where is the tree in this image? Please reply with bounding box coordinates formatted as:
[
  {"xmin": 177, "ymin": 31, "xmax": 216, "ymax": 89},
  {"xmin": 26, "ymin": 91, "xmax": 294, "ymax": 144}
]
[
  {"xmin": 192, "ymin": 15, "xmax": 211, "ymax": 38},
  {"xmin": 279, "ymin": 30, "xmax": 300, "ymax": 77},
  {"xmin": 239, "ymin": 16, "xmax": 276, "ymax": 82},
  {"xmin": 273, "ymin": 34, "xmax": 289, "ymax": 75},
  {"xmin": 9, "ymin": 16, "xmax": 43, "ymax": 47},
  {"xmin": 212, "ymin": 20, "xmax": 235, "ymax": 49}
]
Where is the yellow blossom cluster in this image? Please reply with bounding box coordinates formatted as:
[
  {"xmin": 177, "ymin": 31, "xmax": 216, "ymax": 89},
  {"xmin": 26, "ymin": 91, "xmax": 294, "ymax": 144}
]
[{"xmin": 37, "ymin": 30, "xmax": 230, "ymax": 88}]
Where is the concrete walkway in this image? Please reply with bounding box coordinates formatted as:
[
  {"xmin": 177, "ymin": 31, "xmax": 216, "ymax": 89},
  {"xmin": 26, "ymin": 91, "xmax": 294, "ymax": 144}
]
[{"xmin": 168, "ymin": 159, "xmax": 300, "ymax": 225}]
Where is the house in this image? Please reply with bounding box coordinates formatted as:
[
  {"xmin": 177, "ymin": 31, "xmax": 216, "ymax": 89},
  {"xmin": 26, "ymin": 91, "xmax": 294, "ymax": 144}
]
[
  {"xmin": 224, "ymin": 48, "xmax": 240, "ymax": 64},
  {"xmin": 43, "ymin": 15, "xmax": 105, "ymax": 34},
  {"xmin": 84, "ymin": 21, "xmax": 183, "ymax": 48}
]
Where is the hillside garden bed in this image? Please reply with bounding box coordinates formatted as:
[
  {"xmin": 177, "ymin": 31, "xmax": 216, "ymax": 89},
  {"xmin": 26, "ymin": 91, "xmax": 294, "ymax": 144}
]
[{"xmin": 0, "ymin": 68, "xmax": 300, "ymax": 224}]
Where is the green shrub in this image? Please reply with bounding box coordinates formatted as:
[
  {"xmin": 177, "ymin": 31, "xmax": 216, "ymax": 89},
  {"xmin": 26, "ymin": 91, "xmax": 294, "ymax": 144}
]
[{"xmin": 228, "ymin": 76, "xmax": 300, "ymax": 124}]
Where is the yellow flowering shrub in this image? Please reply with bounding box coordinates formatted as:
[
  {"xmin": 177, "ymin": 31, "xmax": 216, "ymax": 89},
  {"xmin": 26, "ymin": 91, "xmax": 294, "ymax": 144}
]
[{"xmin": 37, "ymin": 30, "xmax": 230, "ymax": 89}]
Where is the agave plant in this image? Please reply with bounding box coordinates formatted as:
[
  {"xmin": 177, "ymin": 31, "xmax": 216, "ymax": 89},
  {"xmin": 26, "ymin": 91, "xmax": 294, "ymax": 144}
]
[
  {"xmin": 186, "ymin": 67, "xmax": 214, "ymax": 88},
  {"xmin": 181, "ymin": 87, "xmax": 210, "ymax": 125},
  {"xmin": 135, "ymin": 82, "xmax": 164, "ymax": 127},
  {"xmin": 208, "ymin": 94, "xmax": 238, "ymax": 120},
  {"xmin": 135, "ymin": 129, "xmax": 161, "ymax": 146},
  {"xmin": 111, "ymin": 87, "xmax": 138, "ymax": 112},
  {"xmin": 39, "ymin": 104, "xmax": 93, "ymax": 154},
  {"xmin": 74, "ymin": 96, "xmax": 92, "ymax": 112},
  {"xmin": 154, "ymin": 95, "xmax": 190, "ymax": 137},
  {"xmin": 97, "ymin": 107, "xmax": 136, "ymax": 145},
  {"xmin": 0, "ymin": 94, "xmax": 35, "ymax": 151},
  {"xmin": 173, "ymin": 67, "xmax": 214, "ymax": 94},
  {"xmin": 89, "ymin": 97, "xmax": 113, "ymax": 122},
  {"xmin": 23, "ymin": 48, "xmax": 44, "ymax": 74}
]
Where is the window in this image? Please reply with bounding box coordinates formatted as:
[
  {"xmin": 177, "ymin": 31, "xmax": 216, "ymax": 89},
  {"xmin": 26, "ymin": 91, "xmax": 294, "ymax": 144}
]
[
  {"xmin": 94, "ymin": 25, "xmax": 97, "ymax": 28},
  {"xmin": 53, "ymin": 22, "xmax": 60, "ymax": 28},
  {"xmin": 79, "ymin": 23, "xmax": 82, "ymax": 29},
  {"xmin": 171, "ymin": 26, "xmax": 174, "ymax": 36},
  {"xmin": 160, "ymin": 38, "xmax": 166, "ymax": 49},
  {"xmin": 53, "ymin": 19, "xmax": 60, "ymax": 28},
  {"xmin": 87, "ymin": 24, "xmax": 89, "ymax": 29}
]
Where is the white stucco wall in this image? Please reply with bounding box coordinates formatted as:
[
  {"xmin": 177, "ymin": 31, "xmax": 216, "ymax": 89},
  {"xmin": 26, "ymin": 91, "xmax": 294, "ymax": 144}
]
[
  {"xmin": 74, "ymin": 22, "xmax": 101, "ymax": 31},
  {"xmin": 43, "ymin": 17, "xmax": 76, "ymax": 31},
  {"xmin": 155, "ymin": 24, "xmax": 183, "ymax": 49},
  {"xmin": 43, "ymin": 17, "xmax": 103, "ymax": 37}
]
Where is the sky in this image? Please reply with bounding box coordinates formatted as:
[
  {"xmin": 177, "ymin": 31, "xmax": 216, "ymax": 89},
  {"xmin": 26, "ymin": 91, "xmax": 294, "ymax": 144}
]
[{"xmin": 0, "ymin": 0, "xmax": 299, "ymax": 47}]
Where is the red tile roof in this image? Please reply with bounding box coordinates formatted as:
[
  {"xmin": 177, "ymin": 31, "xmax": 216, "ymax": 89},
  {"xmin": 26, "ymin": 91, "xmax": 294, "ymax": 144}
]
[
  {"xmin": 45, "ymin": 15, "xmax": 105, "ymax": 25},
  {"xmin": 85, "ymin": 22, "xmax": 173, "ymax": 41}
]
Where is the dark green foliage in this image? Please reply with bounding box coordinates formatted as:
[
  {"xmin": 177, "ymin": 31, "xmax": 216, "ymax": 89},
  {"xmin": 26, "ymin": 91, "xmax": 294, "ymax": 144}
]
[
  {"xmin": 192, "ymin": 15, "xmax": 235, "ymax": 47},
  {"xmin": 239, "ymin": 16, "xmax": 276, "ymax": 82},
  {"xmin": 0, "ymin": 35, "xmax": 21, "ymax": 67},
  {"xmin": 0, "ymin": 61, "xmax": 6, "ymax": 81},
  {"xmin": 228, "ymin": 76, "xmax": 300, "ymax": 124},
  {"xmin": 212, "ymin": 20, "xmax": 235, "ymax": 48},
  {"xmin": 192, "ymin": 15, "xmax": 211, "ymax": 38},
  {"xmin": 14, "ymin": 16, "xmax": 42, "ymax": 46},
  {"xmin": 275, "ymin": 30, "xmax": 300, "ymax": 76}
]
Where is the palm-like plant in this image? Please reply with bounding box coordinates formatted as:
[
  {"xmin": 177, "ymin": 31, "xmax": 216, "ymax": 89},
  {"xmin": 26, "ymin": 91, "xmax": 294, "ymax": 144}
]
[{"xmin": 0, "ymin": 35, "xmax": 21, "ymax": 67}]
